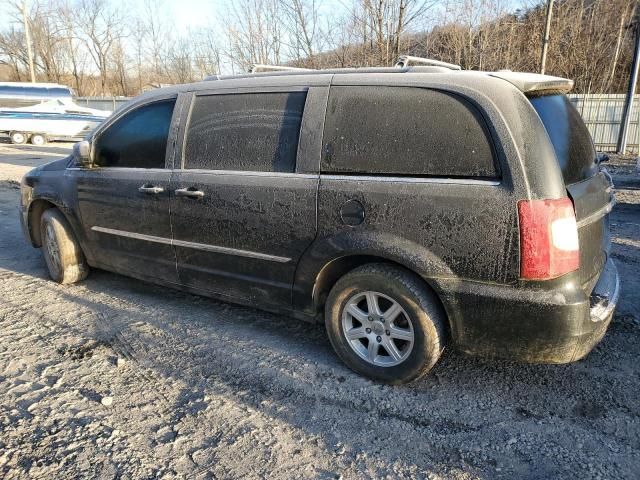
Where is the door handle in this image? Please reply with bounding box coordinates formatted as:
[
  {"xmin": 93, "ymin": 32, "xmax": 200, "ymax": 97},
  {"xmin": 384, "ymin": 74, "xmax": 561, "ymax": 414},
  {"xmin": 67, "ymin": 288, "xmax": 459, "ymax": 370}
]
[
  {"xmin": 138, "ymin": 185, "xmax": 164, "ymax": 194},
  {"xmin": 175, "ymin": 187, "xmax": 205, "ymax": 199}
]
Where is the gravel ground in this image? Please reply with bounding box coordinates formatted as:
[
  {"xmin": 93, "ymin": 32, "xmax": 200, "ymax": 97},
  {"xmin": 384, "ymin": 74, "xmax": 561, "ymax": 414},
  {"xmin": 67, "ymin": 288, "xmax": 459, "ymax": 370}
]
[{"xmin": 0, "ymin": 143, "xmax": 639, "ymax": 479}]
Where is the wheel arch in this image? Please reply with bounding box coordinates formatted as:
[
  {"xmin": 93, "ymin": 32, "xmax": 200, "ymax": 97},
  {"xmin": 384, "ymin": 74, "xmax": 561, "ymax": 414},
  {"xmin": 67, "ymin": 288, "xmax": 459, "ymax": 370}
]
[
  {"xmin": 27, "ymin": 198, "xmax": 81, "ymax": 249},
  {"xmin": 293, "ymin": 233, "xmax": 455, "ymax": 332},
  {"xmin": 27, "ymin": 199, "xmax": 57, "ymax": 247}
]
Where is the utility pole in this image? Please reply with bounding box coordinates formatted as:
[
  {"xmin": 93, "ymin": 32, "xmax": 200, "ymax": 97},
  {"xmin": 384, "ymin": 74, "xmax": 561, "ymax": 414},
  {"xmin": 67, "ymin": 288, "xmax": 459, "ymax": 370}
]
[
  {"xmin": 540, "ymin": 0, "xmax": 555, "ymax": 75},
  {"xmin": 21, "ymin": 0, "xmax": 36, "ymax": 83},
  {"xmin": 617, "ymin": 20, "xmax": 640, "ymax": 154}
]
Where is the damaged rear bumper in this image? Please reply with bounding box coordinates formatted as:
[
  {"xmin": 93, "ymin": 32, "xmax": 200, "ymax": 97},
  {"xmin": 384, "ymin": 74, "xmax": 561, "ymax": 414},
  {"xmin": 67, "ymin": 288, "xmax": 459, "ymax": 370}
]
[{"xmin": 438, "ymin": 258, "xmax": 620, "ymax": 363}]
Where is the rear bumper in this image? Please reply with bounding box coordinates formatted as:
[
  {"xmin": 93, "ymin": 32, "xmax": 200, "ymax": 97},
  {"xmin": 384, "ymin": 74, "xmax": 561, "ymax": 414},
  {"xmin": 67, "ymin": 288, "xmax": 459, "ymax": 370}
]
[
  {"xmin": 438, "ymin": 258, "xmax": 619, "ymax": 363},
  {"xmin": 589, "ymin": 258, "xmax": 620, "ymax": 322}
]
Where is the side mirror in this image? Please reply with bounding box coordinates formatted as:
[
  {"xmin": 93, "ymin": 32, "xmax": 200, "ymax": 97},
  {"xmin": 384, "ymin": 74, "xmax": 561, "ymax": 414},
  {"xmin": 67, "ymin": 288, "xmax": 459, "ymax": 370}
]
[{"xmin": 73, "ymin": 140, "xmax": 92, "ymax": 167}]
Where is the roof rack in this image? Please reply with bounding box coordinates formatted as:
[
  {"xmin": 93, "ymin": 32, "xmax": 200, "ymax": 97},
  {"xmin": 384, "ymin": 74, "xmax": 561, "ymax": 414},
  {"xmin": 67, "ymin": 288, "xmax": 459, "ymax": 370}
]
[
  {"xmin": 394, "ymin": 55, "xmax": 461, "ymax": 71},
  {"xmin": 248, "ymin": 64, "xmax": 314, "ymax": 74},
  {"xmin": 201, "ymin": 62, "xmax": 460, "ymax": 82}
]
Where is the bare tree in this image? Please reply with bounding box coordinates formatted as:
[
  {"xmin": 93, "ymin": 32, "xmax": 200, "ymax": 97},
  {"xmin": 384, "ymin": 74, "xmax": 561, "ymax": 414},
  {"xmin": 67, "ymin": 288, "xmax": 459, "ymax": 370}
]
[
  {"xmin": 130, "ymin": 18, "xmax": 147, "ymax": 92},
  {"xmin": 110, "ymin": 37, "xmax": 129, "ymax": 95},
  {"xmin": 75, "ymin": 0, "xmax": 126, "ymax": 94},
  {"xmin": 0, "ymin": 27, "xmax": 30, "ymax": 81},
  {"xmin": 28, "ymin": 1, "xmax": 67, "ymax": 82},
  {"xmin": 59, "ymin": 0, "xmax": 88, "ymax": 94},
  {"xmin": 223, "ymin": 0, "xmax": 284, "ymax": 71},
  {"xmin": 193, "ymin": 27, "xmax": 222, "ymax": 78},
  {"xmin": 0, "ymin": 0, "xmax": 638, "ymax": 95},
  {"xmin": 280, "ymin": 0, "xmax": 322, "ymax": 66},
  {"xmin": 142, "ymin": 0, "xmax": 168, "ymax": 79},
  {"xmin": 606, "ymin": 0, "xmax": 636, "ymax": 91}
]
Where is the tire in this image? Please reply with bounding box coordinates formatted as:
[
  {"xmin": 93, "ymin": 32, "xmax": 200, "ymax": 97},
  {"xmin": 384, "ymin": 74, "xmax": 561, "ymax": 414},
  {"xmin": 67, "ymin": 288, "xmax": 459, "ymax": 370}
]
[
  {"xmin": 325, "ymin": 263, "xmax": 446, "ymax": 384},
  {"xmin": 40, "ymin": 209, "xmax": 89, "ymax": 284},
  {"xmin": 10, "ymin": 131, "xmax": 27, "ymax": 145},
  {"xmin": 30, "ymin": 133, "xmax": 47, "ymax": 146}
]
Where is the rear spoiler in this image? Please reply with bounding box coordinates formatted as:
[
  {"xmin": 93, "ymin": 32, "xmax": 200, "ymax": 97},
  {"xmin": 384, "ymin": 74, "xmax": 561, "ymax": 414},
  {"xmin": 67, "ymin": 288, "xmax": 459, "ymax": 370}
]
[{"xmin": 489, "ymin": 71, "xmax": 573, "ymax": 96}]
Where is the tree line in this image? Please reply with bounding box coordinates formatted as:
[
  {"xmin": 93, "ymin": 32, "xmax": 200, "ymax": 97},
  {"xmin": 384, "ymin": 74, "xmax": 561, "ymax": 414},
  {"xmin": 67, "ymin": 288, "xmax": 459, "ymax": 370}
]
[{"xmin": 0, "ymin": 0, "xmax": 636, "ymax": 96}]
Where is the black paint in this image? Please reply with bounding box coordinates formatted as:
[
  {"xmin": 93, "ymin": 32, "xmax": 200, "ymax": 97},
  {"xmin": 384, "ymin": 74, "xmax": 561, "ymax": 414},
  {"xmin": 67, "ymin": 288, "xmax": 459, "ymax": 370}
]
[{"xmin": 19, "ymin": 70, "xmax": 619, "ymax": 365}]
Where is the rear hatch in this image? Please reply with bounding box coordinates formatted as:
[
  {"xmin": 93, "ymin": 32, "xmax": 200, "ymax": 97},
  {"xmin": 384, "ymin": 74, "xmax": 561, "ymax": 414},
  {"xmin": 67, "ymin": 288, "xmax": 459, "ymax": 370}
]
[{"xmin": 529, "ymin": 94, "xmax": 615, "ymax": 292}]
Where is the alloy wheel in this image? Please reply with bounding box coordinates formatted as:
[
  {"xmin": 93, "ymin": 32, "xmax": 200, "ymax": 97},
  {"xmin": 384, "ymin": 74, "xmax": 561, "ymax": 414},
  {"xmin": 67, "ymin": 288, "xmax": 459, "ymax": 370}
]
[{"xmin": 341, "ymin": 291, "xmax": 414, "ymax": 367}]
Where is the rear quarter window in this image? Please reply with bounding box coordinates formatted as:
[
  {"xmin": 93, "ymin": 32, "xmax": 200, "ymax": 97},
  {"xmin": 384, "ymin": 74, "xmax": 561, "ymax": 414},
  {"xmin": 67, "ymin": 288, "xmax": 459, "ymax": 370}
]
[{"xmin": 321, "ymin": 86, "xmax": 498, "ymax": 178}]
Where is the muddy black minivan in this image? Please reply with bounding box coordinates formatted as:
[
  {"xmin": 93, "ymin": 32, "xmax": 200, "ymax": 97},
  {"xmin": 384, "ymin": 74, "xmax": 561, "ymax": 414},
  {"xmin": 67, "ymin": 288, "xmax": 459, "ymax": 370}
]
[{"xmin": 20, "ymin": 60, "xmax": 619, "ymax": 384}]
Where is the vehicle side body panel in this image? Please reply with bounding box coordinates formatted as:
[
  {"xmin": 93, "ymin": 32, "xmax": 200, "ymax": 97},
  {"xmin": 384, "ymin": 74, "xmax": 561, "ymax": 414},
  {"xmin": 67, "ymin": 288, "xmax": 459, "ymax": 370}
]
[
  {"xmin": 70, "ymin": 167, "xmax": 178, "ymax": 282},
  {"xmin": 168, "ymin": 84, "xmax": 327, "ymax": 307},
  {"xmin": 170, "ymin": 169, "xmax": 318, "ymax": 306},
  {"xmin": 19, "ymin": 70, "xmax": 619, "ymax": 366}
]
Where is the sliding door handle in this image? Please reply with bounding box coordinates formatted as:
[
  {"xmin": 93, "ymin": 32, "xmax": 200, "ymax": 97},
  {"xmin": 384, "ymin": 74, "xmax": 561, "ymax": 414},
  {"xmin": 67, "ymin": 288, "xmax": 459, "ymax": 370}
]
[
  {"xmin": 138, "ymin": 185, "xmax": 164, "ymax": 194},
  {"xmin": 175, "ymin": 187, "xmax": 205, "ymax": 199}
]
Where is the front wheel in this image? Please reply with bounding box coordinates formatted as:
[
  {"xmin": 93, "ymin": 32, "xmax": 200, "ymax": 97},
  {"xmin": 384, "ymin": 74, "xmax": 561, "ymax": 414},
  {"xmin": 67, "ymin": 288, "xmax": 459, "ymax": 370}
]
[
  {"xmin": 325, "ymin": 263, "xmax": 447, "ymax": 384},
  {"xmin": 10, "ymin": 131, "xmax": 27, "ymax": 144},
  {"xmin": 40, "ymin": 209, "xmax": 89, "ymax": 284}
]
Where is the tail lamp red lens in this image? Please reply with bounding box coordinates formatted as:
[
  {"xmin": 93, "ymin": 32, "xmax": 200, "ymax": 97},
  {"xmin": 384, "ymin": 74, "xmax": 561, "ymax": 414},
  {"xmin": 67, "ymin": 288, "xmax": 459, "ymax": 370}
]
[{"xmin": 517, "ymin": 198, "xmax": 580, "ymax": 280}]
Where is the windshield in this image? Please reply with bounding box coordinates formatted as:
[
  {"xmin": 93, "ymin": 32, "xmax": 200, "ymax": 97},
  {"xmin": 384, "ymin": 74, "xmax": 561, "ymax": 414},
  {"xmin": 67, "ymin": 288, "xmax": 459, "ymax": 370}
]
[{"xmin": 529, "ymin": 94, "xmax": 597, "ymax": 184}]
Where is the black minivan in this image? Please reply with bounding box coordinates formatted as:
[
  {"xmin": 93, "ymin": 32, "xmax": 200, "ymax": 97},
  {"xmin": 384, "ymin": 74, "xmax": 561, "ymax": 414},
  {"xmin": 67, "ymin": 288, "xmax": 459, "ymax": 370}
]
[{"xmin": 20, "ymin": 63, "xmax": 619, "ymax": 384}]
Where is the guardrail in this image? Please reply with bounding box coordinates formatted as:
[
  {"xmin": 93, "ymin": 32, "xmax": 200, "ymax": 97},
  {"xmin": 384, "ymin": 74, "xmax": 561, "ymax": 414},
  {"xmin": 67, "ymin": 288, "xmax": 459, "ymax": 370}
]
[{"xmin": 76, "ymin": 94, "xmax": 640, "ymax": 155}]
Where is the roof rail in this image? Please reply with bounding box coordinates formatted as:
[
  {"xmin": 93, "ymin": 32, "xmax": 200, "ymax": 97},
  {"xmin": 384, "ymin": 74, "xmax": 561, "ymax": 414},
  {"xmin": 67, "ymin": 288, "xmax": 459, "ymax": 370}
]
[
  {"xmin": 201, "ymin": 63, "xmax": 461, "ymax": 82},
  {"xmin": 248, "ymin": 64, "xmax": 314, "ymax": 74},
  {"xmin": 395, "ymin": 55, "xmax": 461, "ymax": 71}
]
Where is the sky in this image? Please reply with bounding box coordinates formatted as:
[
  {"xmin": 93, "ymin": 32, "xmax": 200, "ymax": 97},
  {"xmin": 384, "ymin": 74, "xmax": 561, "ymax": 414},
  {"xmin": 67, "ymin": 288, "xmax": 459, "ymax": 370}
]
[
  {"xmin": 164, "ymin": 0, "xmax": 218, "ymax": 30},
  {"xmin": 0, "ymin": 0, "xmax": 218, "ymax": 30},
  {"xmin": 1, "ymin": 0, "xmax": 533, "ymax": 32}
]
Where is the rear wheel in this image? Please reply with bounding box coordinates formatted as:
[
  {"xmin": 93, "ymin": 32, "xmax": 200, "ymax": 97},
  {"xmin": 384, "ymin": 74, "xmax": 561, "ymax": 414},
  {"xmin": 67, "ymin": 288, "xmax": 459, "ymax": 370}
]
[
  {"xmin": 325, "ymin": 263, "xmax": 446, "ymax": 384},
  {"xmin": 10, "ymin": 131, "xmax": 27, "ymax": 145},
  {"xmin": 40, "ymin": 209, "xmax": 89, "ymax": 284},
  {"xmin": 30, "ymin": 133, "xmax": 47, "ymax": 146}
]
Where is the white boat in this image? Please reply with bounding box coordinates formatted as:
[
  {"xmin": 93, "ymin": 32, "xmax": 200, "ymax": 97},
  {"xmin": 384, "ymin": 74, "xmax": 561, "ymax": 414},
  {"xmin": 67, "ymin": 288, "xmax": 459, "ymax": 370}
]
[
  {"xmin": 0, "ymin": 82, "xmax": 75, "ymax": 108},
  {"xmin": 0, "ymin": 82, "xmax": 112, "ymax": 145}
]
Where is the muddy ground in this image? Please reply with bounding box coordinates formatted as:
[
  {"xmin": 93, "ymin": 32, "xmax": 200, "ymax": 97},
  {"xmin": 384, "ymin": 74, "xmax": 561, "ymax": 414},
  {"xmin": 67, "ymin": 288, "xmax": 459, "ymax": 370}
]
[{"xmin": 0, "ymin": 142, "xmax": 639, "ymax": 479}]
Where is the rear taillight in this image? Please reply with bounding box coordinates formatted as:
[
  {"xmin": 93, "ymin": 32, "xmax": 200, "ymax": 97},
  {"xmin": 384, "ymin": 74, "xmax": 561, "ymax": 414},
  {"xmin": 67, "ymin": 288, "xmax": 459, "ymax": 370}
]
[{"xmin": 518, "ymin": 198, "xmax": 580, "ymax": 280}]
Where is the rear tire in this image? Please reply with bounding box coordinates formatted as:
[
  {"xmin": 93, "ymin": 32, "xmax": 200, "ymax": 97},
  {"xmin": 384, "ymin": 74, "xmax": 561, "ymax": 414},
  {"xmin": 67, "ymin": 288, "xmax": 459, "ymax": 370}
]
[
  {"xmin": 325, "ymin": 263, "xmax": 447, "ymax": 384},
  {"xmin": 10, "ymin": 131, "xmax": 27, "ymax": 145},
  {"xmin": 30, "ymin": 133, "xmax": 47, "ymax": 146},
  {"xmin": 40, "ymin": 209, "xmax": 89, "ymax": 284}
]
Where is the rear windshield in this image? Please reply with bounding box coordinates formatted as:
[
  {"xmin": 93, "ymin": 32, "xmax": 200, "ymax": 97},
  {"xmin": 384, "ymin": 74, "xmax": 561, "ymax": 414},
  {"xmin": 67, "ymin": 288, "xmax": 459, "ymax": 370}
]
[{"xmin": 529, "ymin": 94, "xmax": 597, "ymax": 184}]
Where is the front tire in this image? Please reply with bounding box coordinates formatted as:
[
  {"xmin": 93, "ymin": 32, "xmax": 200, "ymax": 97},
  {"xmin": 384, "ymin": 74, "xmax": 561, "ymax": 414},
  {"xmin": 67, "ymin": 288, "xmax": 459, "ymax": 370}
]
[
  {"xmin": 10, "ymin": 131, "xmax": 27, "ymax": 144},
  {"xmin": 325, "ymin": 263, "xmax": 446, "ymax": 384},
  {"xmin": 40, "ymin": 209, "xmax": 89, "ymax": 284}
]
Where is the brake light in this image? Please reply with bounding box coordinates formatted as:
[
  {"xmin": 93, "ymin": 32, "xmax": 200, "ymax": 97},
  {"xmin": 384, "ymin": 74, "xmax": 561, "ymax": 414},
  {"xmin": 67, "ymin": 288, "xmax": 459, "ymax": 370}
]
[{"xmin": 518, "ymin": 198, "xmax": 580, "ymax": 280}]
